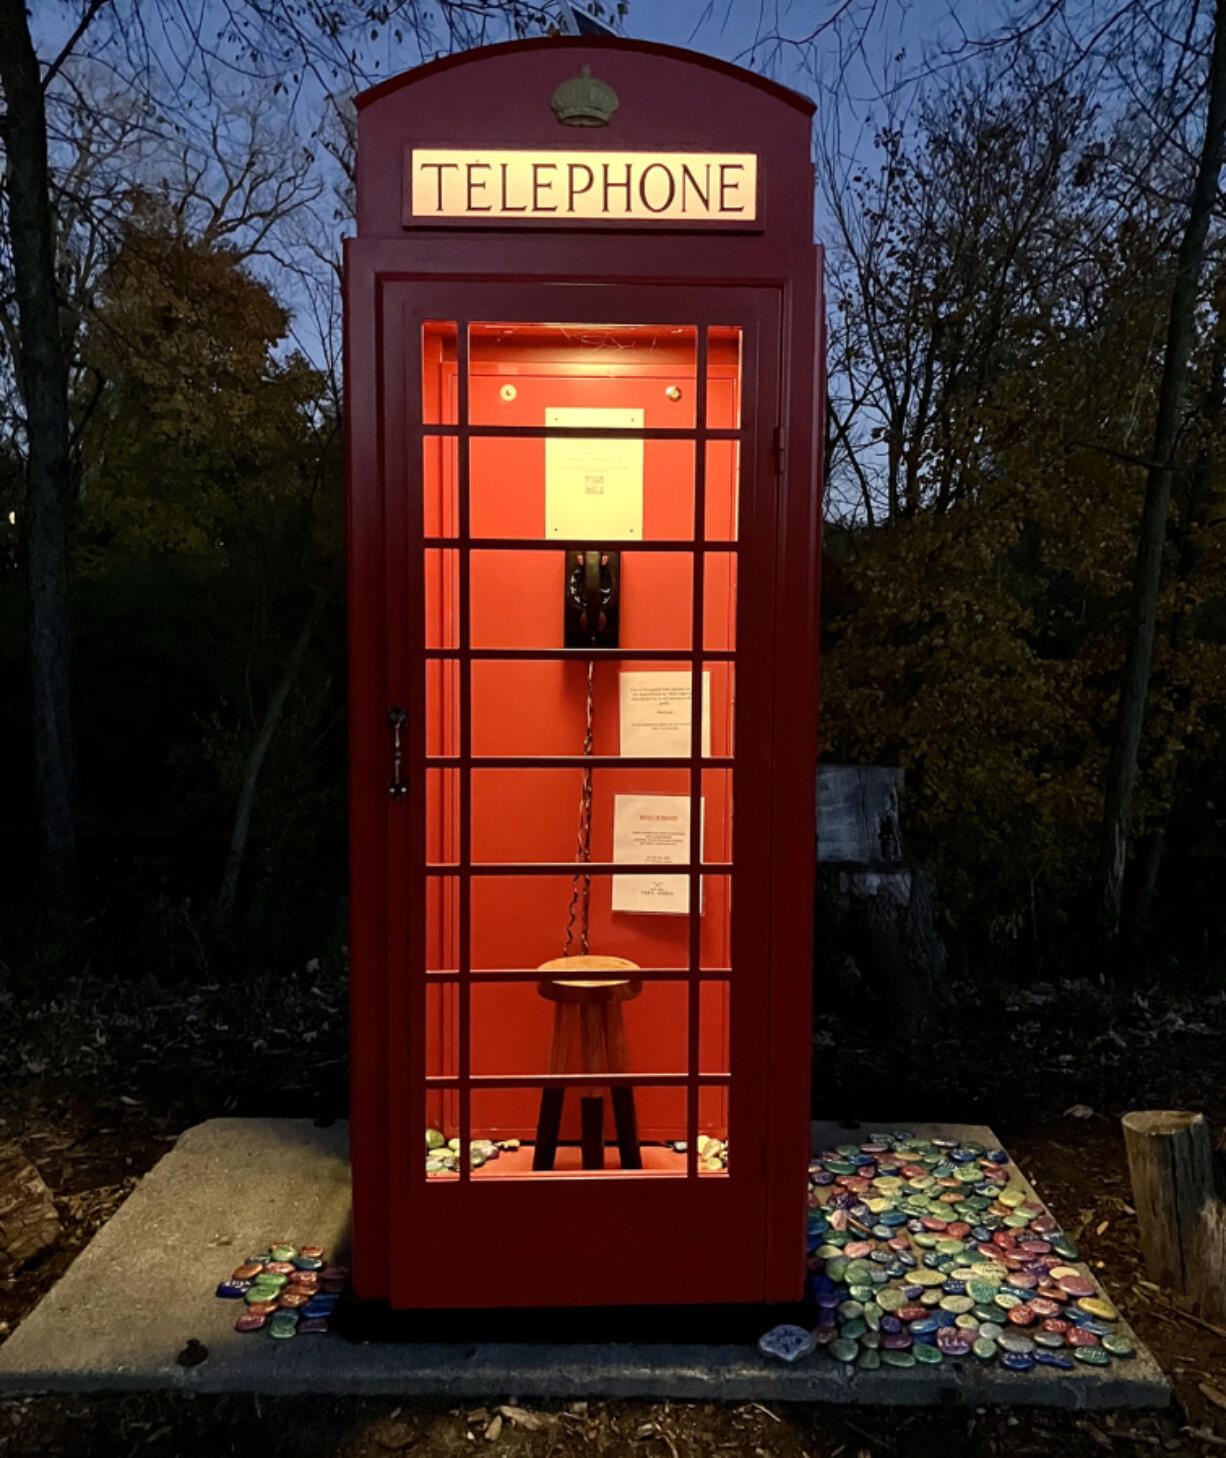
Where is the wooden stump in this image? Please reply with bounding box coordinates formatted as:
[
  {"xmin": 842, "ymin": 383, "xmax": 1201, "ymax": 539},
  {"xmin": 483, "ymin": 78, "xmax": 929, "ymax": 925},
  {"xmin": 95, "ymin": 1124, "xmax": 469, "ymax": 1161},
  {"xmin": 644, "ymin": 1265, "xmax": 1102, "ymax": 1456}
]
[
  {"xmin": 1122, "ymin": 1110, "xmax": 1226, "ymax": 1322},
  {"xmin": 0, "ymin": 1141, "xmax": 60, "ymax": 1276}
]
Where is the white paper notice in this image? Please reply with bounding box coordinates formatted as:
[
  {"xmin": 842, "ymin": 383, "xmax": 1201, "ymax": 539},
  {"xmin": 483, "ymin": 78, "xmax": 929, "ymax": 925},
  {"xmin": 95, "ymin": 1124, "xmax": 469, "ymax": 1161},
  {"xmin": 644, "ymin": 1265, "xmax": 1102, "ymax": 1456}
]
[
  {"xmin": 544, "ymin": 407, "xmax": 643, "ymax": 539},
  {"xmin": 619, "ymin": 670, "xmax": 711, "ymax": 759},
  {"xmin": 611, "ymin": 794, "xmax": 704, "ymax": 915}
]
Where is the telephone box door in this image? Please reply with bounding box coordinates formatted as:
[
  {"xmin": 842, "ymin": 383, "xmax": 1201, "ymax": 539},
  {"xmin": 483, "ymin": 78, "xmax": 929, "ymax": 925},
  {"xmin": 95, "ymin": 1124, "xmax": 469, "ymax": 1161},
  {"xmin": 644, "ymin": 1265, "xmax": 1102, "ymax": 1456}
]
[{"xmin": 379, "ymin": 280, "xmax": 787, "ymax": 1309}]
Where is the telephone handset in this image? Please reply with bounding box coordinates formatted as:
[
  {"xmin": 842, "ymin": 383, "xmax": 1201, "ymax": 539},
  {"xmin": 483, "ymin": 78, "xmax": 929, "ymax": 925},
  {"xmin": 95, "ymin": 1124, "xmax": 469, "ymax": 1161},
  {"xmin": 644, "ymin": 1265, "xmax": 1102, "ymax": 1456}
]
[{"xmin": 564, "ymin": 548, "xmax": 620, "ymax": 648}]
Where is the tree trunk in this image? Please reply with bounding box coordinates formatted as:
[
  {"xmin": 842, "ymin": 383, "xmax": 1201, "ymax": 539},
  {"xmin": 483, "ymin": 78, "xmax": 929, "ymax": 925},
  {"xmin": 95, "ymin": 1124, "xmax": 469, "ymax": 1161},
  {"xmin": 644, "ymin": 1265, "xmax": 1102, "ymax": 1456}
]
[
  {"xmin": 0, "ymin": 0, "xmax": 79, "ymax": 928},
  {"xmin": 1099, "ymin": 0, "xmax": 1226, "ymax": 942},
  {"xmin": 217, "ymin": 578, "xmax": 338, "ymax": 923},
  {"xmin": 1122, "ymin": 1110, "xmax": 1226, "ymax": 1323}
]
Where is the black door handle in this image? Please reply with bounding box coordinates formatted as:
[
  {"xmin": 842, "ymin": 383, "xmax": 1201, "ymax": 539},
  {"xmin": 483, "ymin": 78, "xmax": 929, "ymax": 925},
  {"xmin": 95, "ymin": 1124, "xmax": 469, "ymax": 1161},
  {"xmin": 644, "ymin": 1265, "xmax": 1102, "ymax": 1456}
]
[{"xmin": 388, "ymin": 706, "xmax": 408, "ymax": 800}]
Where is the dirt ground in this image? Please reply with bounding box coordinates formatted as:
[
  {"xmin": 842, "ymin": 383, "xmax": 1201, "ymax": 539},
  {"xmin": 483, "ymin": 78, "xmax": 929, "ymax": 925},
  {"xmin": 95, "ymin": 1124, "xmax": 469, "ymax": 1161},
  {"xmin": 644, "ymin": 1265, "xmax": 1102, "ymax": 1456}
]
[{"xmin": 1, "ymin": 968, "xmax": 1224, "ymax": 1457}]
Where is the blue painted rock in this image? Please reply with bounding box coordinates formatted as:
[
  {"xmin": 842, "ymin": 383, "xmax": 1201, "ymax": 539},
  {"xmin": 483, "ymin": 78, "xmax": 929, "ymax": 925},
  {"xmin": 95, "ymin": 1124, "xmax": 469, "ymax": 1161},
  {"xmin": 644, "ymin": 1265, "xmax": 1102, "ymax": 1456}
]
[{"xmin": 758, "ymin": 1324, "xmax": 816, "ymax": 1363}]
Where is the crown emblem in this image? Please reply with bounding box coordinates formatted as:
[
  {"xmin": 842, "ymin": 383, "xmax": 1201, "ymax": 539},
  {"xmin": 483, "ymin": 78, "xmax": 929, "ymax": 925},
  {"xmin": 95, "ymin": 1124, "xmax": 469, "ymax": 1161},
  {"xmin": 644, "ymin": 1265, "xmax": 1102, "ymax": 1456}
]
[{"xmin": 550, "ymin": 65, "xmax": 619, "ymax": 128}]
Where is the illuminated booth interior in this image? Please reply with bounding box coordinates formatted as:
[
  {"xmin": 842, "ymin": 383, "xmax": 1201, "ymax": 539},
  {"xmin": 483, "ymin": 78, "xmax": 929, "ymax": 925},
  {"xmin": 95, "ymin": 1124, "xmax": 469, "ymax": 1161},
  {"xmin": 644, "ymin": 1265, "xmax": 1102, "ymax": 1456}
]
[
  {"xmin": 345, "ymin": 39, "xmax": 823, "ymax": 1312},
  {"xmin": 422, "ymin": 320, "xmax": 741, "ymax": 1173}
]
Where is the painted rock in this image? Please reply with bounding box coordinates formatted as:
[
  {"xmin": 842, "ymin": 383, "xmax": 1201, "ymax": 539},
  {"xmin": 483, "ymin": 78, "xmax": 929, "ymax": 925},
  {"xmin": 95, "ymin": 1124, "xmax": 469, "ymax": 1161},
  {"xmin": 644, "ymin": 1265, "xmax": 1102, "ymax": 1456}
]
[
  {"xmin": 293, "ymin": 1256, "xmax": 325, "ymax": 1271},
  {"xmin": 297, "ymin": 1317, "xmax": 329, "ymax": 1334},
  {"xmin": 758, "ymin": 1324, "xmax": 815, "ymax": 1363},
  {"xmin": 1001, "ymin": 1351, "xmax": 1036, "ymax": 1371},
  {"xmin": 215, "ymin": 1281, "xmax": 251, "ymax": 1299},
  {"xmin": 278, "ymin": 1290, "xmax": 312, "ymax": 1309},
  {"xmin": 882, "ymin": 1350, "xmax": 916, "ymax": 1368},
  {"xmin": 914, "ymin": 1342, "xmax": 943, "ymax": 1364},
  {"xmin": 231, "ymin": 1264, "xmax": 265, "ymax": 1281},
  {"xmin": 1035, "ymin": 1351, "xmax": 1075, "ymax": 1370},
  {"xmin": 235, "ymin": 1312, "xmax": 267, "ymax": 1332},
  {"xmin": 1057, "ymin": 1274, "xmax": 1096, "ymax": 1298},
  {"xmin": 298, "ymin": 1245, "xmax": 326, "ymax": 1260},
  {"xmin": 1076, "ymin": 1296, "xmax": 1118, "ymax": 1322},
  {"xmin": 1074, "ymin": 1345, "xmax": 1111, "ymax": 1366},
  {"xmin": 269, "ymin": 1245, "xmax": 297, "ymax": 1261},
  {"xmin": 265, "ymin": 1262, "xmax": 296, "ymax": 1276}
]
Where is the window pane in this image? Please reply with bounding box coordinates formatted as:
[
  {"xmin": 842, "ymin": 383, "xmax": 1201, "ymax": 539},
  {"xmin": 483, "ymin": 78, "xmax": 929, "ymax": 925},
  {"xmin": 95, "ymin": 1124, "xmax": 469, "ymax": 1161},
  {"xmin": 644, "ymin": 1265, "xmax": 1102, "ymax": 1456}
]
[
  {"xmin": 704, "ymin": 439, "xmax": 739, "ymax": 541},
  {"xmin": 425, "ymin": 659, "xmax": 459, "ymax": 758},
  {"xmin": 467, "ymin": 322, "xmax": 696, "ymax": 429},
  {"xmin": 469, "ymin": 549, "xmax": 693, "ymax": 652},
  {"xmin": 470, "ymin": 658, "xmax": 703, "ymax": 759},
  {"xmin": 707, "ymin": 327, "xmax": 741, "ymax": 429},
  {"xmin": 424, "ymin": 548, "xmax": 459, "ymax": 649},
  {"xmin": 422, "ymin": 321, "xmax": 459, "ymax": 425},
  {"xmin": 471, "ymin": 766, "xmax": 691, "ymax": 866},
  {"xmin": 698, "ymin": 1086, "xmax": 730, "ymax": 1175},
  {"xmin": 703, "ymin": 552, "xmax": 737, "ymax": 651},
  {"xmin": 469, "ymin": 979, "xmax": 687, "ymax": 1078},
  {"xmin": 425, "ymin": 874, "xmax": 460, "ymax": 974},
  {"xmin": 469, "ymin": 873, "xmax": 691, "ymax": 972},
  {"xmin": 422, "ymin": 435, "xmax": 458, "ymax": 537},
  {"xmin": 468, "ymin": 1084, "xmax": 689, "ymax": 1178},
  {"xmin": 699, "ymin": 982, "xmax": 730, "ymax": 1076},
  {"xmin": 426, "ymin": 769, "xmax": 460, "ymax": 866},
  {"xmin": 469, "ymin": 437, "xmax": 694, "ymax": 542}
]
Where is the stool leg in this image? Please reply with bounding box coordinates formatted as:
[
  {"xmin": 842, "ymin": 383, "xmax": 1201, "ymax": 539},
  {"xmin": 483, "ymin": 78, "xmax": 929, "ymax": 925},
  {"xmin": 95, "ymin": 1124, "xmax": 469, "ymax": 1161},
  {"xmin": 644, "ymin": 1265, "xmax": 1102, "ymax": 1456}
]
[
  {"xmin": 533, "ymin": 1089, "xmax": 565, "ymax": 1171},
  {"xmin": 534, "ymin": 1004, "xmax": 578, "ymax": 1171},
  {"xmin": 611, "ymin": 1087, "xmax": 641, "ymax": 1169},
  {"xmin": 604, "ymin": 1003, "xmax": 640, "ymax": 1169},
  {"xmin": 580, "ymin": 1095, "xmax": 604, "ymax": 1169}
]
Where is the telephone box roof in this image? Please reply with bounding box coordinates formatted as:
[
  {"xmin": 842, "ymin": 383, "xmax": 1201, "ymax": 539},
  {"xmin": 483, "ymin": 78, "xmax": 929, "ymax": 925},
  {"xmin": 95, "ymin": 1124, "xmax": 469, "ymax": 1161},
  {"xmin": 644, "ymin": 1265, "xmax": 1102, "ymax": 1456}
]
[{"xmin": 353, "ymin": 35, "xmax": 816, "ymax": 118}]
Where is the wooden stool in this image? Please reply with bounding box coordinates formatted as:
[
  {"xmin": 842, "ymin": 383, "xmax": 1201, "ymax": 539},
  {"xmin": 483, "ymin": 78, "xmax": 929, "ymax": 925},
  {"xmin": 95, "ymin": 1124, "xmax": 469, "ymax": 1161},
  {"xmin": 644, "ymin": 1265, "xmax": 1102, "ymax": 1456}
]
[{"xmin": 532, "ymin": 955, "xmax": 643, "ymax": 1171}]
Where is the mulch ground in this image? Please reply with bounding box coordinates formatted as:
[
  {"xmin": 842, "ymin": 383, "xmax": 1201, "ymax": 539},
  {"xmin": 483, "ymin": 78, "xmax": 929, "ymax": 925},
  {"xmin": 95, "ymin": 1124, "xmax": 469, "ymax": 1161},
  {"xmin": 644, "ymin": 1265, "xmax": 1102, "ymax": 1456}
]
[{"xmin": 0, "ymin": 964, "xmax": 1224, "ymax": 1457}]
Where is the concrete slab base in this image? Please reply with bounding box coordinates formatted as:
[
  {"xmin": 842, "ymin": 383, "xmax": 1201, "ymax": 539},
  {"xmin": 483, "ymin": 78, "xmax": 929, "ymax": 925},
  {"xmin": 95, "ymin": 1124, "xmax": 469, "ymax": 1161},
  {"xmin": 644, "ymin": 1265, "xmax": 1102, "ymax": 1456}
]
[{"xmin": 0, "ymin": 1118, "xmax": 1170, "ymax": 1407}]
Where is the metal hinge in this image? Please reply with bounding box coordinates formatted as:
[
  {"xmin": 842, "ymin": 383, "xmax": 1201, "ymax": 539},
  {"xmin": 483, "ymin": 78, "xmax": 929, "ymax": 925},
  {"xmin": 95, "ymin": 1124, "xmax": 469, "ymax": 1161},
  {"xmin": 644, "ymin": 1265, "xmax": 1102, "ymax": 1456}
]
[{"xmin": 772, "ymin": 425, "xmax": 786, "ymax": 476}]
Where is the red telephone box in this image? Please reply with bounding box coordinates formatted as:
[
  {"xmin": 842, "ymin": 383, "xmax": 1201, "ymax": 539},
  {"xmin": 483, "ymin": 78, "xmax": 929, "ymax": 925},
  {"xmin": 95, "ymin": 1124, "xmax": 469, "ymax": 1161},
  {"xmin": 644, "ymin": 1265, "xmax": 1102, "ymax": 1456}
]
[{"xmin": 345, "ymin": 37, "xmax": 824, "ymax": 1311}]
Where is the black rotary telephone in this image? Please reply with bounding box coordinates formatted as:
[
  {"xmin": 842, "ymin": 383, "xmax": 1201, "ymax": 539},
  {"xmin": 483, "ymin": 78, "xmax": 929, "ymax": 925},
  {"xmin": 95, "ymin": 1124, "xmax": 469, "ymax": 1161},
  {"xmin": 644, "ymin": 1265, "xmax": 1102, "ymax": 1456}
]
[{"xmin": 564, "ymin": 548, "xmax": 620, "ymax": 648}]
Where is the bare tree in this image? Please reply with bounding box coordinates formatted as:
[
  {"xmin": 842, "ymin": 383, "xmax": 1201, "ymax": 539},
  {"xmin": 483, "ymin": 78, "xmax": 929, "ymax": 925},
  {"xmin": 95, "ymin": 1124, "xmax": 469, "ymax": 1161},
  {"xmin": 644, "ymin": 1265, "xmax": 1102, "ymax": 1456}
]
[
  {"xmin": 1099, "ymin": 0, "xmax": 1226, "ymax": 940},
  {"xmin": 819, "ymin": 53, "xmax": 1109, "ymax": 526},
  {"xmin": 0, "ymin": 0, "xmax": 80, "ymax": 929},
  {"xmin": 0, "ymin": 0, "xmax": 582, "ymax": 937}
]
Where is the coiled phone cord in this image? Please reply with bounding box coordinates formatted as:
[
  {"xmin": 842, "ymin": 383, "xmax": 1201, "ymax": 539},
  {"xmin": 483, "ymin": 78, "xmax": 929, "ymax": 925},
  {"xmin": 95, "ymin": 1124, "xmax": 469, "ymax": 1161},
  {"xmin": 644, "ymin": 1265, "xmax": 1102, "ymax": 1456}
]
[{"xmin": 563, "ymin": 659, "xmax": 596, "ymax": 957}]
